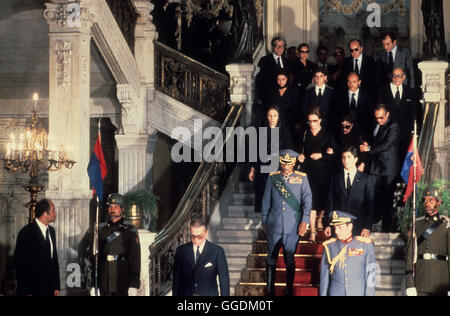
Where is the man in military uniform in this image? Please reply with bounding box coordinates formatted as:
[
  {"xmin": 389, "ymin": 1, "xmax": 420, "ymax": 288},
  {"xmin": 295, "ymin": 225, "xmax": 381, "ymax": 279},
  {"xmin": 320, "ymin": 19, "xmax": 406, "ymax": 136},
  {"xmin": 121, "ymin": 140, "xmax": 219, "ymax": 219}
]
[
  {"xmin": 405, "ymin": 187, "xmax": 450, "ymax": 296},
  {"xmin": 91, "ymin": 193, "xmax": 141, "ymax": 296},
  {"xmin": 261, "ymin": 149, "xmax": 312, "ymax": 296},
  {"xmin": 320, "ymin": 211, "xmax": 376, "ymax": 296}
]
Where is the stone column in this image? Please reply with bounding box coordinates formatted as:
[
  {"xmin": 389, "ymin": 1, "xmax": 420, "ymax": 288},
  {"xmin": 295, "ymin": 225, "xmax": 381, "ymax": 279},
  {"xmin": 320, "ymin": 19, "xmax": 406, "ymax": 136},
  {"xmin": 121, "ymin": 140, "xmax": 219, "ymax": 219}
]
[
  {"xmin": 418, "ymin": 61, "xmax": 449, "ymax": 181},
  {"xmin": 43, "ymin": 0, "xmax": 95, "ymax": 295},
  {"xmin": 226, "ymin": 64, "xmax": 255, "ymax": 127}
]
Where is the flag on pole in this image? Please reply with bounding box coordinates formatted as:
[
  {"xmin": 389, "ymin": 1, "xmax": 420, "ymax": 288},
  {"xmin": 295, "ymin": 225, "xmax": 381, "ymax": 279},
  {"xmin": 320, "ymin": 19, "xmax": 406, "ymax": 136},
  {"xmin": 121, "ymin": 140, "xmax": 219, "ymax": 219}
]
[
  {"xmin": 87, "ymin": 123, "xmax": 107, "ymax": 201},
  {"xmin": 401, "ymin": 137, "xmax": 423, "ymax": 203}
]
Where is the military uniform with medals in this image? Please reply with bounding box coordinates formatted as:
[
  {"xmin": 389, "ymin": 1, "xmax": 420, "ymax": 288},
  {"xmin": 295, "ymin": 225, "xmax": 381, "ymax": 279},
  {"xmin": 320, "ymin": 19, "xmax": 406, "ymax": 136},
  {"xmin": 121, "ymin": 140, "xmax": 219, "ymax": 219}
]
[
  {"xmin": 405, "ymin": 187, "xmax": 450, "ymax": 296},
  {"xmin": 320, "ymin": 211, "xmax": 376, "ymax": 296},
  {"xmin": 261, "ymin": 150, "xmax": 312, "ymax": 296},
  {"xmin": 97, "ymin": 194, "xmax": 141, "ymax": 296}
]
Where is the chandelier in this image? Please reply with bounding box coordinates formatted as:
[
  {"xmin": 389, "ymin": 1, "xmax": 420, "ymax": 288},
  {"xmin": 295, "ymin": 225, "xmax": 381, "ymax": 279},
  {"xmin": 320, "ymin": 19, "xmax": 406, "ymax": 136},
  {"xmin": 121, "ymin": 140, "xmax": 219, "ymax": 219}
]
[{"xmin": 3, "ymin": 93, "xmax": 76, "ymax": 222}]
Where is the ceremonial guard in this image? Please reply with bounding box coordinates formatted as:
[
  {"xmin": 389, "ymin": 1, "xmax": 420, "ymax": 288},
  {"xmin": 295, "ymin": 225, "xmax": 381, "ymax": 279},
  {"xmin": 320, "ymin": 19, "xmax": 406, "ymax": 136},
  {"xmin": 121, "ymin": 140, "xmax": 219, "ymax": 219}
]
[
  {"xmin": 405, "ymin": 187, "xmax": 450, "ymax": 296},
  {"xmin": 93, "ymin": 193, "xmax": 141, "ymax": 296},
  {"xmin": 261, "ymin": 149, "xmax": 312, "ymax": 296},
  {"xmin": 320, "ymin": 211, "xmax": 376, "ymax": 296}
]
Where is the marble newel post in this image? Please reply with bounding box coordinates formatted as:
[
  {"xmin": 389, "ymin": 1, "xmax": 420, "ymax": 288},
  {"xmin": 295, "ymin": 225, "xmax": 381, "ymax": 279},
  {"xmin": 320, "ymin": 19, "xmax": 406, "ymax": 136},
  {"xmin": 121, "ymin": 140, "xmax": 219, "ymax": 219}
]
[
  {"xmin": 418, "ymin": 61, "xmax": 449, "ymax": 180},
  {"xmin": 226, "ymin": 64, "xmax": 256, "ymax": 127},
  {"xmin": 44, "ymin": 0, "xmax": 95, "ymax": 294}
]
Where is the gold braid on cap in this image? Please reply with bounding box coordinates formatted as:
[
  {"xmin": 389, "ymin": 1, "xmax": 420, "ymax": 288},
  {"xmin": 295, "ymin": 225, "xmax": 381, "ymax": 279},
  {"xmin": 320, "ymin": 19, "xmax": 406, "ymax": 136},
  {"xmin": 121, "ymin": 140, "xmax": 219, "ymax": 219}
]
[
  {"xmin": 329, "ymin": 211, "xmax": 352, "ymax": 226},
  {"xmin": 279, "ymin": 154, "xmax": 296, "ymax": 165}
]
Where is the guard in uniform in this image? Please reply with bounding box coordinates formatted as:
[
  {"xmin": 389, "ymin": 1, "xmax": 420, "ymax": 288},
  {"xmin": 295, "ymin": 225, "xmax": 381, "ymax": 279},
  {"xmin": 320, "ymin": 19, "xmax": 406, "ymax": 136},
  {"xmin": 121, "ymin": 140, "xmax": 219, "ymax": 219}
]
[
  {"xmin": 94, "ymin": 193, "xmax": 141, "ymax": 296},
  {"xmin": 261, "ymin": 149, "xmax": 312, "ymax": 296},
  {"xmin": 320, "ymin": 211, "xmax": 376, "ymax": 296},
  {"xmin": 405, "ymin": 187, "xmax": 450, "ymax": 296}
]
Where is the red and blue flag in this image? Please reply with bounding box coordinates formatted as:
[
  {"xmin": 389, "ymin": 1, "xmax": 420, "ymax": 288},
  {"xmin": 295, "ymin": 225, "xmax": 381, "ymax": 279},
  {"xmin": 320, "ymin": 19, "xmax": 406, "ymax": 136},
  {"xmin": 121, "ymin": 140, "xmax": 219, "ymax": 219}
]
[
  {"xmin": 401, "ymin": 137, "xmax": 423, "ymax": 203},
  {"xmin": 87, "ymin": 131, "xmax": 107, "ymax": 202}
]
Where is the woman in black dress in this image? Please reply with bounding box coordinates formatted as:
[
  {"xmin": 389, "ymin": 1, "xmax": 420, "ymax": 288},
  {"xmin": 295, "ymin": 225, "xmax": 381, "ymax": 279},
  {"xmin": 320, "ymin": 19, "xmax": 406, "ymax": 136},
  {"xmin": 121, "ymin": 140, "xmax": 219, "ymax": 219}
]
[
  {"xmin": 248, "ymin": 106, "xmax": 293, "ymax": 213},
  {"xmin": 298, "ymin": 106, "xmax": 336, "ymax": 241}
]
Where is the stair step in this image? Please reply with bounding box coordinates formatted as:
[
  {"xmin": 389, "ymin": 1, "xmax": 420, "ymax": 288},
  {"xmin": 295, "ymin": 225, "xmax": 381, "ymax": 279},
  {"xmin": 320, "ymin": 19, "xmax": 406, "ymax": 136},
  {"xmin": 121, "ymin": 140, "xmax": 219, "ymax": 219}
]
[
  {"xmin": 247, "ymin": 254, "xmax": 322, "ymax": 269},
  {"xmin": 375, "ymin": 289, "xmax": 403, "ymax": 296},
  {"xmin": 227, "ymin": 205, "xmax": 260, "ymax": 218},
  {"xmin": 222, "ymin": 217, "xmax": 261, "ymax": 230},
  {"xmin": 371, "ymin": 233, "xmax": 405, "ymax": 246},
  {"xmin": 236, "ymin": 182, "xmax": 254, "ymax": 193},
  {"xmin": 254, "ymin": 240, "xmax": 323, "ymax": 255},
  {"xmin": 377, "ymin": 260, "xmax": 405, "ymax": 274},
  {"xmin": 218, "ymin": 243, "xmax": 254, "ymax": 257},
  {"xmin": 226, "ymin": 256, "xmax": 248, "ymax": 269},
  {"xmin": 241, "ymin": 268, "xmax": 319, "ymax": 284},
  {"xmin": 376, "ymin": 274, "xmax": 403, "ymax": 289},
  {"xmin": 235, "ymin": 283, "xmax": 319, "ymax": 296},
  {"xmin": 217, "ymin": 230, "xmax": 259, "ymax": 243},
  {"xmin": 374, "ymin": 246, "xmax": 405, "ymax": 260},
  {"xmin": 232, "ymin": 193, "xmax": 255, "ymax": 205}
]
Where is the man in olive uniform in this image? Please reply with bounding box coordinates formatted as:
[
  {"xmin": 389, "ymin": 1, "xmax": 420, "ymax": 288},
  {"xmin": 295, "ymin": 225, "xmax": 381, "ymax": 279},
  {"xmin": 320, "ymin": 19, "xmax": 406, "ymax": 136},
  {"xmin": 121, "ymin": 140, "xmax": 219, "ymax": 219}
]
[
  {"xmin": 261, "ymin": 149, "xmax": 312, "ymax": 296},
  {"xmin": 92, "ymin": 193, "xmax": 141, "ymax": 296},
  {"xmin": 405, "ymin": 187, "xmax": 450, "ymax": 296}
]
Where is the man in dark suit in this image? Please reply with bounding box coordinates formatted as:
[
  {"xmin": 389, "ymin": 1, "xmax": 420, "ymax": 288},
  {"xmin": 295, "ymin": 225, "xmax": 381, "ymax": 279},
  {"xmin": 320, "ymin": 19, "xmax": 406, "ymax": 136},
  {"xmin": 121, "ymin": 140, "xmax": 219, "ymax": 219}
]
[
  {"xmin": 377, "ymin": 67, "xmax": 419, "ymax": 156},
  {"xmin": 341, "ymin": 39, "xmax": 377, "ymax": 92},
  {"xmin": 173, "ymin": 218, "xmax": 230, "ymax": 296},
  {"xmin": 256, "ymin": 37, "xmax": 291, "ymax": 103},
  {"xmin": 13, "ymin": 199, "xmax": 60, "ymax": 296},
  {"xmin": 325, "ymin": 146, "xmax": 376, "ymax": 238},
  {"xmin": 376, "ymin": 32, "xmax": 415, "ymax": 89},
  {"xmin": 361, "ymin": 104, "xmax": 401, "ymax": 232},
  {"xmin": 302, "ymin": 68, "xmax": 334, "ymax": 128},
  {"xmin": 333, "ymin": 72, "xmax": 373, "ymax": 138}
]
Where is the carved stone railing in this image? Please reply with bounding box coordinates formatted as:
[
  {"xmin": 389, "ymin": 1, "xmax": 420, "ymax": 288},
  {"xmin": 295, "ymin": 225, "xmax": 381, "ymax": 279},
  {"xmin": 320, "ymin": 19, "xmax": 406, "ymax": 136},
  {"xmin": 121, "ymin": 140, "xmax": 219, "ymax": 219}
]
[
  {"xmin": 105, "ymin": 0, "xmax": 137, "ymax": 54},
  {"xmin": 149, "ymin": 105, "xmax": 243, "ymax": 296},
  {"xmin": 154, "ymin": 41, "xmax": 230, "ymax": 122}
]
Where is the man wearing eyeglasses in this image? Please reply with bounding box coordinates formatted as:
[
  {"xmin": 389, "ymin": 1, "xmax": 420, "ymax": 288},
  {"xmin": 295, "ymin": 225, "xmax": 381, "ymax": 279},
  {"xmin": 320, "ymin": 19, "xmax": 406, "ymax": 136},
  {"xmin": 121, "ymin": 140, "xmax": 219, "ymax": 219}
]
[
  {"xmin": 341, "ymin": 39, "xmax": 377, "ymax": 93},
  {"xmin": 377, "ymin": 68, "xmax": 419, "ymax": 156},
  {"xmin": 173, "ymin": 218, "xmax": 230, "ymax": 296},
  {"xmin": 360, "ymin": 104, "xmax": 401, "ymax": 233}
]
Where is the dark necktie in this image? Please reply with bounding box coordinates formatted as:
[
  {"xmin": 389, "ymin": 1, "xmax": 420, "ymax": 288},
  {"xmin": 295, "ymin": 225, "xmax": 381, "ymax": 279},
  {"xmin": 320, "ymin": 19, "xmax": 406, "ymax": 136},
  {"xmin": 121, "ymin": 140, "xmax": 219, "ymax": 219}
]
[
  {"xmin": 388, "ymin": 52, "xmax": 394, "ymax": 70},
  {"xmin": 354, "ymin": 59, "xmax": 359, "ymax": 74},
  {"xmin": 317, "ymin": 88, "xmax": 322, "ymax": 105},
  {"xmin": 277, "ymin": 57, "xmax": 281, "ymax": 68},
  {"xmin": 395, "ymin": 87, "xmax": 401, "ymax": 107},
  {"xmin": 350, "ymin": 93, "xmax": 357, "ymax": 113},
  {"xmin": 45, "ymin": 227, "xmax": 51, "ymax": 258},
  {"xmin": 346, "ymin": 173, "xmax": 352, "ymax": 195},
  {"xmin": 195, "ymin": 246, "xmax": 200, "ymax": 264}
]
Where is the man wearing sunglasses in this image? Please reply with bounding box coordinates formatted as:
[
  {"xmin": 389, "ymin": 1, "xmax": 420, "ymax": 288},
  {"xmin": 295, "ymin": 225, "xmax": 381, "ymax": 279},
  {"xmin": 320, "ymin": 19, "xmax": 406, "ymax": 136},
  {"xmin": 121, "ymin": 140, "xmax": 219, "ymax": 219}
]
[
  {"xmin": 173, "ymin": 218, "xmax": 230, "ymax": 296},
  {"xmin": 341, "ymin": 39, "xmax": 377, "ymax": 93}
]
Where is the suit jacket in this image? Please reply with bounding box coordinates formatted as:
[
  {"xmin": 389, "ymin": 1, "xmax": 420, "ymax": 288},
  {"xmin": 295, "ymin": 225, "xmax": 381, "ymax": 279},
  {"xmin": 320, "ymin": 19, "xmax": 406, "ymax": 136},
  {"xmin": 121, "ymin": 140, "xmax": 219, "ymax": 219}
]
[
  {"xmin": 173, "ymin": 241, "xmax": 230, "ymax": 296},
  {"xmin": 14, "ymin": 221, "xmax": 60, "ymax": 296},
  {"xmin": 302, "ymin": 86, "xmax": 334, "ymax": 126},
  {"xmin": 376, "ymin": 45, "xmax": 415, "ymax": 89},
  {"xmin": 333, "ymin": 89, "xmax": 374, "ymax": 138},
  {"xmin": 341, "ymin": 55, "xmax": 377, "ymax": 91},
  {"xmin": 368, "ymin": 119, "xmax": 401, "ymax": 184},
  {"xmin": 326, "ymin": 171, "xmax": 376, "ymax": 235},
  {"xmin": 256, "ymin": 54, "xmax": 291, "ymax": 102},
  {"xmin": 377, "ymin": 84, "xmax": 418, "ymax": 152}
]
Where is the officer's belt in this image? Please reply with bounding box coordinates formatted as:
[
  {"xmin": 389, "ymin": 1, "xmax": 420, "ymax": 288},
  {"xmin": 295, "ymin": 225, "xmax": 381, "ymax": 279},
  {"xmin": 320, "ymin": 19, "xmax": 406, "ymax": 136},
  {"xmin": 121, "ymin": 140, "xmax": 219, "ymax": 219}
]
[
  {"xmin": 271, "ymin": 174, "xmax": 301, "ymax": 222},
  {"xmin": 417, "ymin": 218, "xmax": 445, "ymax": 246},
  {"xmin": 105, "ymin": 226, "xmax": 127, "ymax": 245},
  {"xmin": 418, "ymin": 253, "xmax": 448, "ymax": 261},
  {"xmin": 105, "ymin": 255, "xmax": 128, "ymax": 262}
]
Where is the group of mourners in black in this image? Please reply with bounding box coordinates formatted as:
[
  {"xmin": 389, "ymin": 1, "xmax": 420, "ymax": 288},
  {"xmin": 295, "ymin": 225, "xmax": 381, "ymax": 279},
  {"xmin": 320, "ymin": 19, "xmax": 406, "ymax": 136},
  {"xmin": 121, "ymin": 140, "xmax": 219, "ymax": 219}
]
[{"xmin": 248, "ymin": 33, "xmax": 423, "ymax": 240}]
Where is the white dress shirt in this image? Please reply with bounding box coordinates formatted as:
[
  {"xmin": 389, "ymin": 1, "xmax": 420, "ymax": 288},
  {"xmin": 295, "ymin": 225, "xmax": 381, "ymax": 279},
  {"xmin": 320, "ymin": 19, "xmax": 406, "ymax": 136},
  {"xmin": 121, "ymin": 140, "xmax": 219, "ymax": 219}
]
[
  {"xmin": 390, "ymin": 83, "xmax": 403, "ymax": 99},
  {"xmin": 193, "ymin": 240, "xmax": 206, "ymax": 262},
  {"xmin": 36, "ymin": 218, "xmax": 54, "ymax": 258},
  {"xmin": 343, "ymin": 167, "xmax": 358, "ymax": 189},
  {"xmin": 388, "ymin": 45, "xmax": 398, "ymax": 62},
  {"xmin": 348, "ymin": 89, "xmax": 360, "ymax": 106},
  {"xmin": 315, "ymin": 84, "xmax": 326, "ymax": 97},
  {"xmin": 273, "ymin": 53, "xmax": 284, "ymax": 68}
]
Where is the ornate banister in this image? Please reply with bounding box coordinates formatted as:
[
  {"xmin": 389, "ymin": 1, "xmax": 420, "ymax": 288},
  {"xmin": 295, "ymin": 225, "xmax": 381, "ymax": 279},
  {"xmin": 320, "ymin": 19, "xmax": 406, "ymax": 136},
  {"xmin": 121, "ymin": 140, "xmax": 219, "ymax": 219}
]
[
  {"xmin": 149, "ymin": 104, "xmax": 243, "ymax": 296},
  {"xmin": 154, "ymin": 41, "xmax": 230, "ymax": 122}
]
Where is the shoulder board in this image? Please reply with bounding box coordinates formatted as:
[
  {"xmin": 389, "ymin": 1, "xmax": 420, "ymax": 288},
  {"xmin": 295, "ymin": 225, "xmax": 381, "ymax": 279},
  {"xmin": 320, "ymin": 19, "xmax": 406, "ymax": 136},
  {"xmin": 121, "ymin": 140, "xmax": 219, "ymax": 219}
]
[
  {"xmin": 322, "ymin": 238, "xmax": 337, "ymax": 246},
  {"xmin": 356, "ymin": 236, "xmax": 373, "ymax": 244},
  {"xmin": 416, "ymin": 216, "xmax": 426, "ymax": 221},
  {"xmin": 294, "ymin": 171, "xmax": 307, "ymax": 177},
  {"xmin": 270, "ymin": 171, "xmax": 281, "ymax": 176}
]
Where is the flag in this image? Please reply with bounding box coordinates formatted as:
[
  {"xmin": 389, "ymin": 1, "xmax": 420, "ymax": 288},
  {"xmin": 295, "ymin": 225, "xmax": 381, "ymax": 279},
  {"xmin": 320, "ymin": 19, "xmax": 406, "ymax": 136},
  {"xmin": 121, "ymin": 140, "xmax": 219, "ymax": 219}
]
[
  {"xmin": 401, "ymin": 137, "xmax": 423, "ymax": 203},
  {"xmin": 87, "ymin": 130, "xmax": 107, "ymax": 202}
]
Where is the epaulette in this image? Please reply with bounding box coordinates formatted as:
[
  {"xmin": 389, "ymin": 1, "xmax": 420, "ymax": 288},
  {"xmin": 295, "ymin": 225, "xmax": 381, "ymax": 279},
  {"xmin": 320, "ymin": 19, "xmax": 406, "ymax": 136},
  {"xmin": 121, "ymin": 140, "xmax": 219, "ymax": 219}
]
[
  {"xmin": 356, "ymin": 236, "xmax": 373, "ymax": 244},
  {"xmin": 294, "ymin": 171, "xmax": 307, "ymax": 177},
  {"xmin": 270, "ymin": 171, "xmax": 281, "ymax": 176},
  {"xmin": 416, "ymin": 216, "xmax": 426, "ymax": 221},
  {"xmin": 322, "ymin": 238, "xmax": 337, "ymax": 246}
]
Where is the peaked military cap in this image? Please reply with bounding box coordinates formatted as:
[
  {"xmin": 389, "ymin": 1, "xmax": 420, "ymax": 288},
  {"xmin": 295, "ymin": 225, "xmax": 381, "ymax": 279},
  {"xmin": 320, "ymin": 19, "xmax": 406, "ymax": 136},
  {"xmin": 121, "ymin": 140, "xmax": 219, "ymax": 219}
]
[
  {"xmin": 329, "ymin": 211, "xmax": 357, "ymax": 226},
  {"xmin": 279, "ymin": 149, "xmax": 299, "ymax": 165},
  {"xmin": 107, "ymin": 193, "xmax": 125, "ymax": 208}
]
